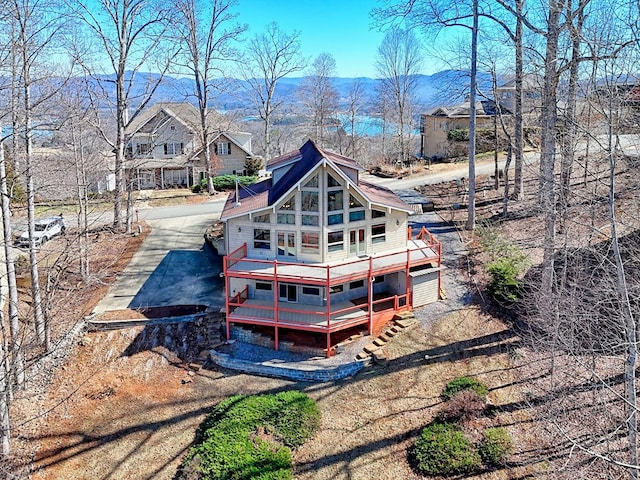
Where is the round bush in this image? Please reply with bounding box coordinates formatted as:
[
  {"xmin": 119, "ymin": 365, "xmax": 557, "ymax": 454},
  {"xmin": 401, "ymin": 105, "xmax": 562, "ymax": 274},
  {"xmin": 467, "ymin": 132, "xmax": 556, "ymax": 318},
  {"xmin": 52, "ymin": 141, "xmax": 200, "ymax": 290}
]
[
  {"xmin": 177, "ymin": 391, "xmax": 320, "ymax": 480},
  {"xmin": 412, "ymin": 421, "xmax": 481, "ymax": 476},
  {"xmin": 440, "ymin": 389, "xmax": 487, "ymax": 421},
  {"xmin": 479, "ymin": 427, "xmax": 513, "ymax": 466},
  {"xmin": 441, "ymin": 376, "xmax": 488, "ymax": 400}
]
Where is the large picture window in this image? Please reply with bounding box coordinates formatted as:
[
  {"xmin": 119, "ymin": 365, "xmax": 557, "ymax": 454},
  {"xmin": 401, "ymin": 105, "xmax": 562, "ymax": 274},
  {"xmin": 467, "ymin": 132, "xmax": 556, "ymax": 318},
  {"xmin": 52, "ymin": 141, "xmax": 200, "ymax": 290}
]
[
  {"xmin": 302, "ymin": 215, "xmax": 319, "ymax": 226},
  {"xmin": 301, "ymin": 191, "xmax": 319, "ymax": 211},
  {"xmin": 372, "ymin": 224, "xmax": 386, "ymax": 244},
  {"xmin": 327, "ymin": 231, "xmax": 344, "ymax": 253},
  {"xmin": 253, "ymin": 213, "xmax": 271, "ymax": 223},
  {"xmin": 327, "ymin": 190, "xmax": 343, "ymax": 211},
  {"xmin": 349, "ymin": 194, "xmax": 365, "ymax": 222},
  {"xmin": 301, "ymin": 232, "xmax": 319, "ymax": 252},
  {"xmin": 253, "ymin": 228, "xmax": 271, "ymax": 249}
]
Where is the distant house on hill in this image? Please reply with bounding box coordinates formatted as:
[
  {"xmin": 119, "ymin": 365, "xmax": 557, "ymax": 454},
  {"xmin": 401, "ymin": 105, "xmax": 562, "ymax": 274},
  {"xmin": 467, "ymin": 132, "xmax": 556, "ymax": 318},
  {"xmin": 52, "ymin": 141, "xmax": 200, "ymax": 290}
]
[
  {"xmin": 494, "ymin": 76, "xmax": 543, "ymax": 115},
  {"xmin": 125, "ymin": 102, "xmax": 257, "ymax": 189},
  {"xmin": 219, "ymin": 140, "xmax": 442, "ymax": 357},
  {"xmin": 419, "ymin": 101, "xmax": 496, "ymax": 159}
]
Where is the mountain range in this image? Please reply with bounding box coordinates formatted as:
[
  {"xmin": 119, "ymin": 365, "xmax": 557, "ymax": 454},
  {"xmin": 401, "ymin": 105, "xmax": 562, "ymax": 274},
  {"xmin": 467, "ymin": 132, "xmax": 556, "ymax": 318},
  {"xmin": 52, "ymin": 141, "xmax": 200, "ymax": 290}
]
[{"xmin": 100, "ymin": 69, "xmax": 497, "ymax": 114}]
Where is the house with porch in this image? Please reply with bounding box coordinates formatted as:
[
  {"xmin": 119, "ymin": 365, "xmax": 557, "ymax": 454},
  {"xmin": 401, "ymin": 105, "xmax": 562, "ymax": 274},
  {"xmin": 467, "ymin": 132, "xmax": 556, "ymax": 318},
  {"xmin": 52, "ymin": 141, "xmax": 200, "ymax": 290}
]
[
  {"xmin": 220, "ymin": 140, "xmax": 442, "ymax": 357},
  {"xmin": 125, "ymin": 102, "xmax": 257, "ymax": 189}
]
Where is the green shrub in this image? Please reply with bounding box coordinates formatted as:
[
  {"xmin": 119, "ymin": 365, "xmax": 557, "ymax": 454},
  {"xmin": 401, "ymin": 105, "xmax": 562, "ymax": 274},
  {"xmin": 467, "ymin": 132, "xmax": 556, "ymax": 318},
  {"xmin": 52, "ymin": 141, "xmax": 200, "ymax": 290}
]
[
  {"xmin": 442, "ymin": 376, "xmax": 488, "ymax": 401},
  {"xmin": 479, "ymin": 427, "xmax": 513, "ymax": 466},
  {"xmin": 487, "ymin": 257, "xmax": 522, "ymax": 303},
  {"xmin": 412, "ymin": 421, "xmax": 481, "ymax": 476},
  {"xmin": 212, "ymin": 175, "xmax": 258, "ymax": 191},
  {"xmin": 476, "ymin": 224, "xmax": 529, "ymax": 305},
  {"xmin": 177, "ymin": 391, "xmax": 320, "ymax": 480},
  {"xmin": 447, "ymin": 128, "xmax": 469, "ymax": 142}
]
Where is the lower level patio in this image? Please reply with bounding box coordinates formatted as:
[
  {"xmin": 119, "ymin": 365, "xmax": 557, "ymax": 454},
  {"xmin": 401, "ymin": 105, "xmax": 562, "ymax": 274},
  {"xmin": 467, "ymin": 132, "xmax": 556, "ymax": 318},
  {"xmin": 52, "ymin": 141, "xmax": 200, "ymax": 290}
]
[{"xmin": 226, "ymin": 291, "xmax": 409, "ymax": 356}]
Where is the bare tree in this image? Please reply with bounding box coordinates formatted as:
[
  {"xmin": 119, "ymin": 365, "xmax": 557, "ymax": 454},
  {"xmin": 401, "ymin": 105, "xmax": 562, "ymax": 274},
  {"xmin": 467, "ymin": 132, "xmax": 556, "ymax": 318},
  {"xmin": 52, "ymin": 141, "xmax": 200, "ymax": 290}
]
[
  {"xmin": 344, "ymin": 79, "xmax": 366, "ymax": 159},
  {"xmin": 240, "ymin": 22, "xmax": 306, "ymax": 161},
  {"xmin": 69, "ymin": 0, "xmax": 173, "ymax": 231},
  {"xmin": 297, "ymin": 52, "xmax": 339, "ymax": 148},
  {"xmin": 375, "ymin": 27, "xmax": 422, "ymax": 167},
  {"xmin": 8, "ymin": 0, "xmax": 71, "ymax": 349},
  {"xmin": 0, "ymin": 143, "xmax": 24, "ymax": 389},
  {"xmin": 173, "ymin": 0, "xmax": 246, "ymax": 193}
]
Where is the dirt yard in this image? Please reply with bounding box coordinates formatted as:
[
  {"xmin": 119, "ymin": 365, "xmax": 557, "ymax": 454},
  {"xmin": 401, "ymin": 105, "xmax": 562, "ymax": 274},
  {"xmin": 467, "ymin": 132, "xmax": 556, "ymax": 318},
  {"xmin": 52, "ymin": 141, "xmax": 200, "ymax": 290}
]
[{"xmin": 10, "ymin": 154, "xmax": 637, "ymax": 479}]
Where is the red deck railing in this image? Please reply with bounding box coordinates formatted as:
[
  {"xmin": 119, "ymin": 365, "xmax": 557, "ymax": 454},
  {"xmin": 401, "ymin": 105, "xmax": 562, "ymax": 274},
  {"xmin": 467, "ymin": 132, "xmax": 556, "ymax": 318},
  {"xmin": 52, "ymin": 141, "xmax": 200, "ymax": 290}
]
[
  {"xmin": 224, "ymin": 229, "xmax": 440, "ymax": 287},
  {"xmin": 227, "ymin": 291, "xmax": 409, "ymax": 333}
]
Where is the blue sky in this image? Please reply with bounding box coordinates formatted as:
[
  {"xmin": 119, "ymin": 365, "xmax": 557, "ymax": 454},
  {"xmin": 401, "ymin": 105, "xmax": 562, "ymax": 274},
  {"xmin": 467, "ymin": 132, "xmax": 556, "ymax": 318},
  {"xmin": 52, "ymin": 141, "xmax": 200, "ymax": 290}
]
[{"xmin": 235, "ymin": 0, "xmax": 442, "ymax": 78}]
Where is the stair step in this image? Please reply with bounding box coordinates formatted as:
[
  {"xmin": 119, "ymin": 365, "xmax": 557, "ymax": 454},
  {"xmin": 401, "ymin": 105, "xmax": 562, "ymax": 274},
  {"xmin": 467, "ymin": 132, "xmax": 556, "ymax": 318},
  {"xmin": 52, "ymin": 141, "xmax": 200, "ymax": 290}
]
[
  {"xmin": 373, "ymin": 337, "xmax": 387, "ymax": 347},
  {"xmin": 355, "ymin": 351, "xmax": 370, "ymax": 360},
  {"xmin": 363, "ymin": 343, "xmax": 380, "ymax": 354},
  {"xmin": 395, "ymin": 318, "xmax": 417, "ymax": 329}
]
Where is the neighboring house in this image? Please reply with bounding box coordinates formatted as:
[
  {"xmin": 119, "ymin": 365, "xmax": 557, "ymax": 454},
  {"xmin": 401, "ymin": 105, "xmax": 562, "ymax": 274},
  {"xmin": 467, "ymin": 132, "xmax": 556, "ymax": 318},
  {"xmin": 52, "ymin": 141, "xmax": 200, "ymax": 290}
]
[
  {"xmin": 220, "ymin": 140, "xmax": 442, "ymax": 357},
  {"xmin": 125, "ymin": 102, "xmax": 256, "ymax": 189},
  {"xmin": 494, "ymin": 76, "xmax": 542, "ymax": 115},
  {"xmin": 419, "ymin": 101, "xmax": 496, "ymax": 159}
]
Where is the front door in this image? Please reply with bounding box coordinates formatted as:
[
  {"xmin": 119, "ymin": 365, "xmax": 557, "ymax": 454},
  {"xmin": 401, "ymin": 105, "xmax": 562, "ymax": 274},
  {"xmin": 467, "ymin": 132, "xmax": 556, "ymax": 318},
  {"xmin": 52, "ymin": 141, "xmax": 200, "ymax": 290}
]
[
  {"xmin": 279, "ymin": 283, "xmax": 297, "ymax": 302},
  {"xmin": 277, "ymin": 232, "xmax": 296, "ymax": 257},
  {"xmin": 349, "ymin": 228, "xmax": 366, "ymax": 256}
]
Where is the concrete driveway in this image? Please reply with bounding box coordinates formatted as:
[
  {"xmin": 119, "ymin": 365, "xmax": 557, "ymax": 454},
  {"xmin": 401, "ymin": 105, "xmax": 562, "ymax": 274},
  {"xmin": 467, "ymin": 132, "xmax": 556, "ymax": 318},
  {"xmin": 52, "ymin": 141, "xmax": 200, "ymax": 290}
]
[{"xmin": 93, "ymin": 211, "xmax": 225, "ymax": 314}]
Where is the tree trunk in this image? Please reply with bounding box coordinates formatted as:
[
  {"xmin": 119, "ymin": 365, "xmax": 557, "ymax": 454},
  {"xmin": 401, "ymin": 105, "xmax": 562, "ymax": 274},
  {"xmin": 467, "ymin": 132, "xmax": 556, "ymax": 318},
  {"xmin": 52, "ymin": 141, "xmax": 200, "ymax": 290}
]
[
  {"xmin": 0, "ymin": 144, "xmax": 24, "ymax": 387},
  {"xmin": 0, "ymin": 334, "xmax": 9, "ymax": 454},
  {"xmin": 606, "ymin": 112, "xmax": 638, "ymax": 478},
  {"xmin": 539, "ymin": 1, "xmax": 562, "ymax": 296},
  {"xmin": 513, "ymin": 0, "xmax": 524, "ymax": 200},
  {"xmin": 465, "ymin": 0, "xmax": 479, "ymax": 231}
]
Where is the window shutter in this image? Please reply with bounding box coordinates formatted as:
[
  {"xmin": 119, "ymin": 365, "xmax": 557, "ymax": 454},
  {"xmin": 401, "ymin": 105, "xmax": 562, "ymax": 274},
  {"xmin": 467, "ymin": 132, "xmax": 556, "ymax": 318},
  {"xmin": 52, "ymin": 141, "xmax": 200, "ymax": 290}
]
[
  {"xmin": 164, "ymin": 144, "xmax": 168, "ymax": 155},
  {"xmin": 227, "ymin": 142, "xmax": 232, "ymax": 155}
]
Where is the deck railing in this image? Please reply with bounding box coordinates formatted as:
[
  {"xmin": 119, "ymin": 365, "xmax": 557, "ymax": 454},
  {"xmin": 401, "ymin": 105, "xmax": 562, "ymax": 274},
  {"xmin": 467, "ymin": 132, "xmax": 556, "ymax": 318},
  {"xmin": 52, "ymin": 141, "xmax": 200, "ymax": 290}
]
[
  {"xmin": 227, "ymin": 291, "xmax": 409, "ymax": 333},
  {"xmin": 224, "ymin": 233, "xmax": 440, "ymax": 286}
]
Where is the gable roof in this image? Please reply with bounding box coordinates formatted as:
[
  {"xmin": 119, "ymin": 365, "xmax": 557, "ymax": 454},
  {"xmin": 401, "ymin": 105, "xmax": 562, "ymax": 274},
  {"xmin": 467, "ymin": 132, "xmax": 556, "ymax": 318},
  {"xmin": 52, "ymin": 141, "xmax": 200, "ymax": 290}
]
[
  {"xmin": 191, "ymin": 131, "xmax": 254, "ymax": 159},
  {"xmin": 126, "ymin": 102, "xmax": 236, "ymax": 136},
  {"xmin": 428, "ymin": 100, "xmax": 496, "ymax": 118},
  {"xmin": 220, "ymin": 140, "xmax": 411, "ymax": 220}
]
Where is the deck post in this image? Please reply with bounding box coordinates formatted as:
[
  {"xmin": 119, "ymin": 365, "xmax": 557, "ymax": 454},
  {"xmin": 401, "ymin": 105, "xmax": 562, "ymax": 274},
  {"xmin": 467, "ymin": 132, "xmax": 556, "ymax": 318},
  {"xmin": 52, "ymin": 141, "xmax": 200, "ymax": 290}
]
[
  {"xmin": 326, "ymin": 265, "xmax": 331, "ymax": 356},
  {"xmin": 369, "ymin": 256, "xmax": 374, "ymax": 334},
  {"xmin": 224, "ymin": 255, "xmax": 231, "ymax": 341},
  {"xmin": 274, "ymin": 260, "xmax": 279, "ymax": 351},
  {"xmin": 406, "ymin": 246, "xmax": 411, "ymax": 309}
]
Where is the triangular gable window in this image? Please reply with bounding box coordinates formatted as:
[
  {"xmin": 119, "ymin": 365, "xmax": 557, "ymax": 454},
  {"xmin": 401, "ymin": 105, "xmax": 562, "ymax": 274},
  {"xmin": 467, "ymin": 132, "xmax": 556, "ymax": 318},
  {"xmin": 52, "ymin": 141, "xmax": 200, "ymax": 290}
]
[
  {"xmin": 303, "ymin": 174, "xmax": 318, "ymax": 188},
  {"xmin": 327, "ymin": 173, "xmax": 341, "ymax": 188}
]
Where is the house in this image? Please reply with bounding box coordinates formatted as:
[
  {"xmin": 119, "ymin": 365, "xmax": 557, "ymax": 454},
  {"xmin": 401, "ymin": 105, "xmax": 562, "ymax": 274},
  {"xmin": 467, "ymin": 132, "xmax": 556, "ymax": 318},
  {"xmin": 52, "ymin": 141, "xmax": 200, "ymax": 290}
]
[
  {"xmin": 494, "ymin": 76, "xmax": 542, "ymax": 115},
  {"xmin": 125, "ymin": 102, "xmax": 257, "ymax": 189},
  {"xmin": 419, "ymin": 101, "xmax": 496, "ymax": 159},
  {"xmin": 220, "ymin": 140, "xmax": 442, "ymax": 357}
]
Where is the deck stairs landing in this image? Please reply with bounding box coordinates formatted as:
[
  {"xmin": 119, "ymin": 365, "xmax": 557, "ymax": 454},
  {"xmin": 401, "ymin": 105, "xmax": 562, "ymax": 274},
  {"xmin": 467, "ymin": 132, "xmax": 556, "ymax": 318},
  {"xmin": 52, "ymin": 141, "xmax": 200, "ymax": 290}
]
[{"xmin": 354, "ymin": 311, "xmax": 418, "ymax": 365}]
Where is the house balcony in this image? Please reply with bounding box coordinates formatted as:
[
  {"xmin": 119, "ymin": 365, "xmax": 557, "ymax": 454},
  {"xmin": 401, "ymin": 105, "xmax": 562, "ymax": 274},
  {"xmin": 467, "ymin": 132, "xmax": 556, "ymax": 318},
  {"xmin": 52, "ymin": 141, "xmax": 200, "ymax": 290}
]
[
  {"xmin": 222, "ymin": 227, "xmax": 441, "ymax": 356},
  {"xmin": 224, "ymin": 227, "xmax": 441, "ymax": 287}
]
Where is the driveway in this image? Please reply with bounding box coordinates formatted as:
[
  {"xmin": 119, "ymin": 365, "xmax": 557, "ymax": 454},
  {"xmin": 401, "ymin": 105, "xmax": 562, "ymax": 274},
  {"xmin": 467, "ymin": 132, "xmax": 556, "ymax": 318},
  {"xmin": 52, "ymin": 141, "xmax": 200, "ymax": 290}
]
[{"xmin": 93, "ymin": 210, "xmax": 225, "ymax": 315}]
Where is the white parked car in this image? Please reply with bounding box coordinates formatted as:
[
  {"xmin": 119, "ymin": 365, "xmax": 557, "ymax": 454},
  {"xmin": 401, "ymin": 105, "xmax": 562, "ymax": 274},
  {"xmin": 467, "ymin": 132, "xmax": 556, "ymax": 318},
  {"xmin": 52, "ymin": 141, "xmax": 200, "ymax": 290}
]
[{"xmin": 15, "ymin": 216, "xmax": 66, "ymax": 248}]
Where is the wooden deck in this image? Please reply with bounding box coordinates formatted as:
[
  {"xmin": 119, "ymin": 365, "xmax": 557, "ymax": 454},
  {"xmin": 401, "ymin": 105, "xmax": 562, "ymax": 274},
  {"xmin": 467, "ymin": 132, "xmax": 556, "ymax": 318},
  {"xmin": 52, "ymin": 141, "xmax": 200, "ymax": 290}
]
[
  {"xmin": 226, "ymin": 239, "xmax": 439, "ymax": 285},
  {"xmin": 228, "ymin": 298, "xmax": 370, "ymax": 333}
]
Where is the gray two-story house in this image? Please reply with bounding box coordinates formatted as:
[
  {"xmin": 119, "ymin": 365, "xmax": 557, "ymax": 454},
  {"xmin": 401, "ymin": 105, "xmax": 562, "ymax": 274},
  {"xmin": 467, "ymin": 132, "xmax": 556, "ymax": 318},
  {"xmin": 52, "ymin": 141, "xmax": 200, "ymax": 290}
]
[{"xmin": 125, "ymin": 102, "xmax": 257, "ymax": 189}]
